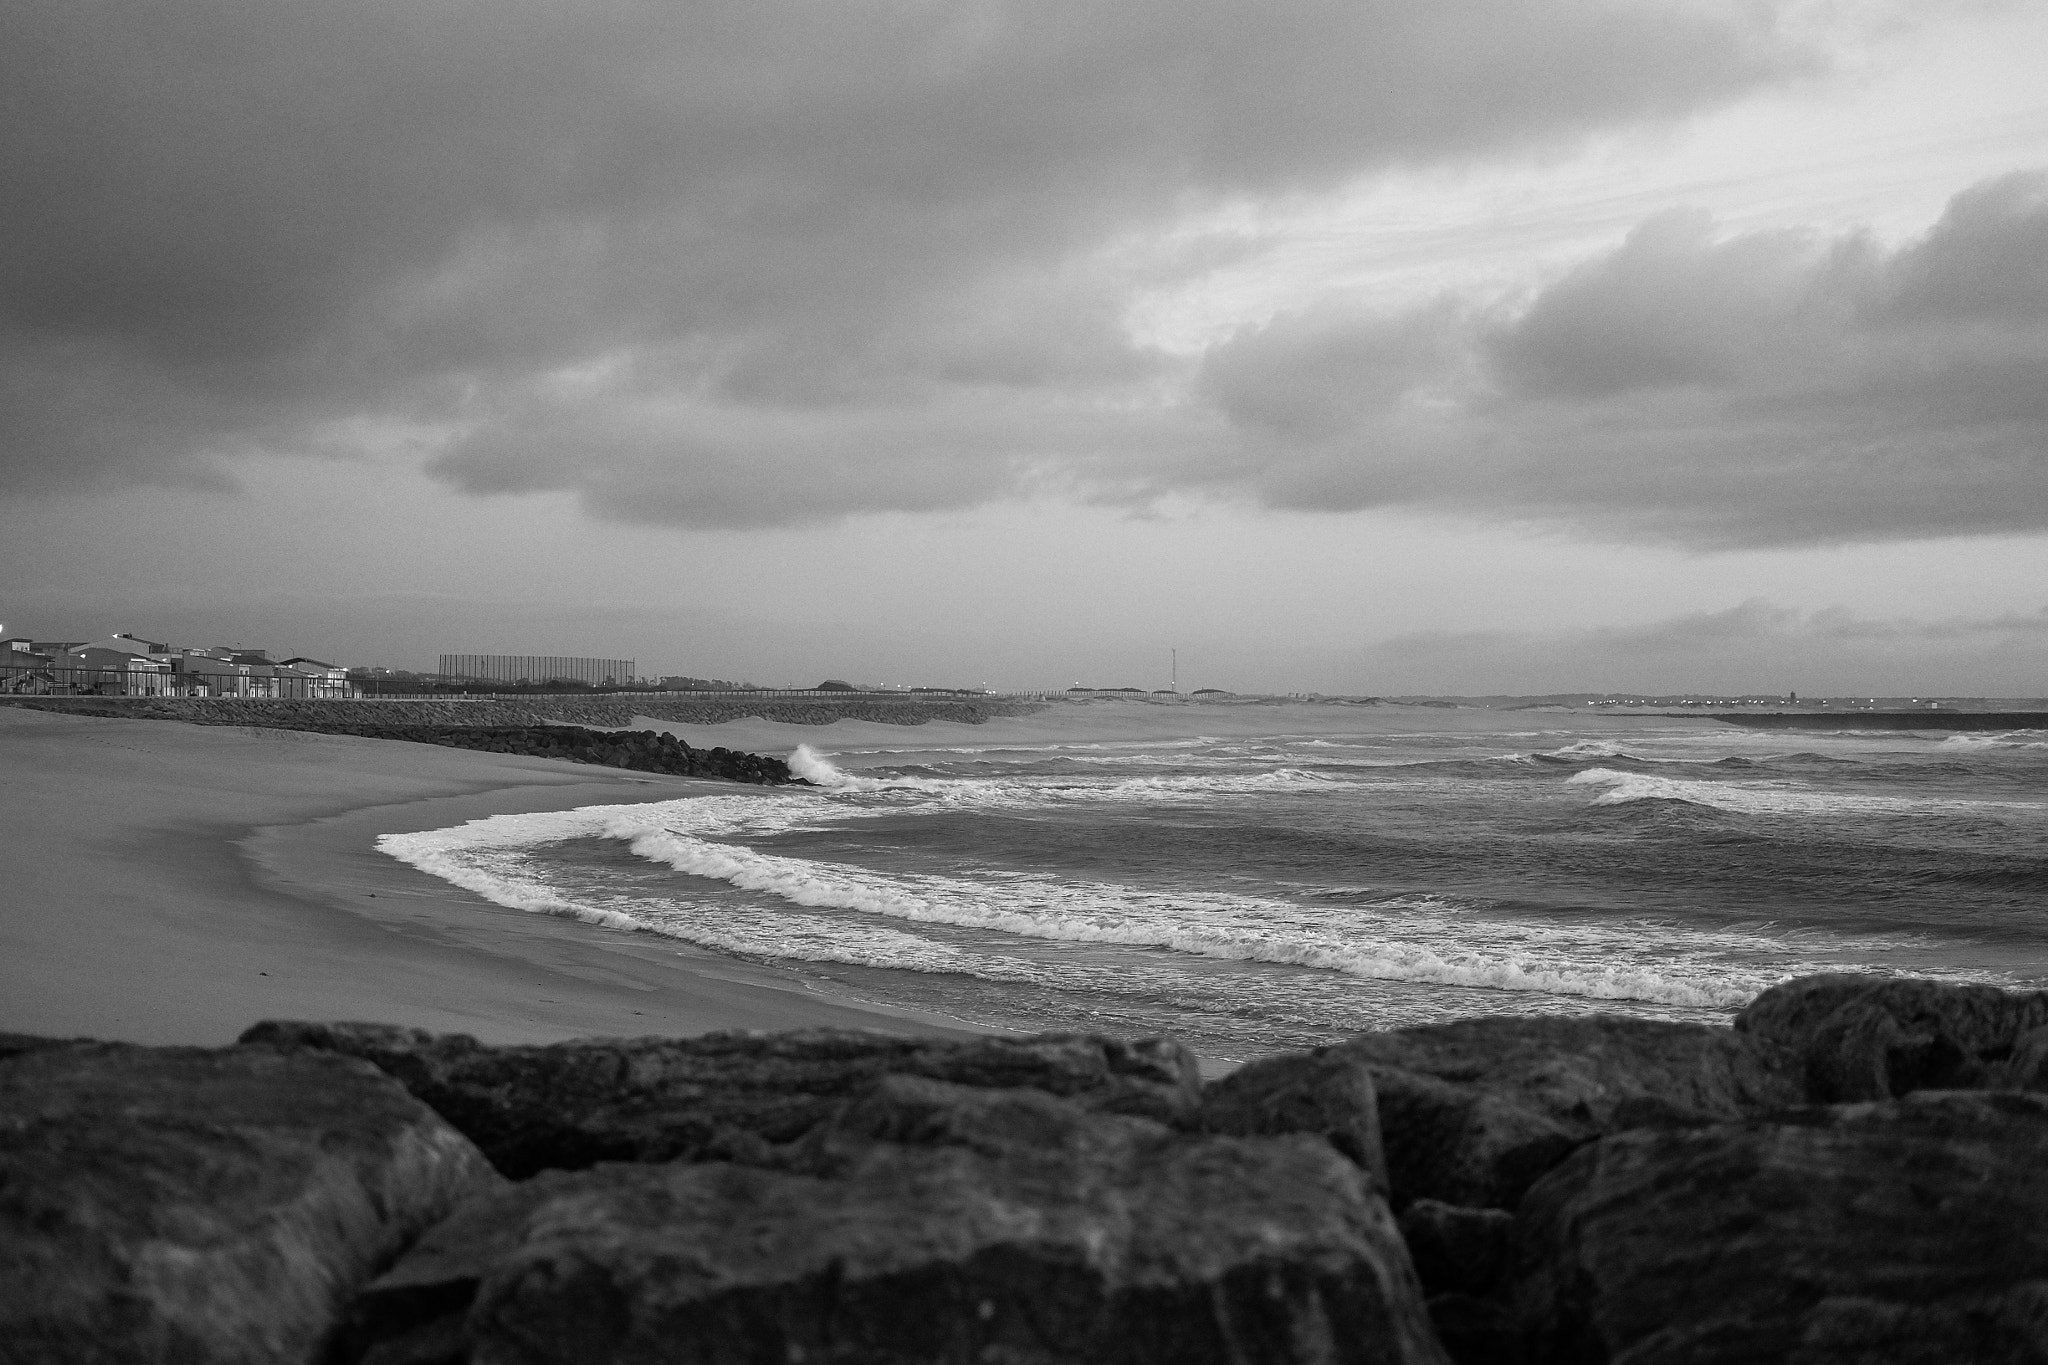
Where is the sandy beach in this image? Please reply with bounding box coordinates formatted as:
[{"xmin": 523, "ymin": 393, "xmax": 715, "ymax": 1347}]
[{"xmin": 0, "ymin": 705, "xmax": 983, "ymax": 1046}]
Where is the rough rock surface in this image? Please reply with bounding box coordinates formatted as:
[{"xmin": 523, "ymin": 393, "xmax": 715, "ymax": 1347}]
[
  {"xmin": 1199, "ymin": 1045, "xmax": 1389, "ymax": 1189},
  {"xmin": 1511, "ymin": 1089, "xmax": 2048, "ymax": 1365},
  {"xmin": 242, "ymin": 1022, "xmax": 1203, "ymax": 1178},
  {"xmin": 342, "ymin": 1075, "xmax": 1448, "ymax": 1365},
  {"xmin": 1735, "ymin": 973, "xmax": 2048, "ymax": 1101},
  {"xmin": 0, "ymin": 1041, "xmax": 503, "ymax": 1365},
  {"xmin": 1333, "ymin": 1016, "xmax": 1801, "ymax": 1209},
  {"xmin": 0, "ymin": 1031, "xmax": 87, "ymax": 1063}
]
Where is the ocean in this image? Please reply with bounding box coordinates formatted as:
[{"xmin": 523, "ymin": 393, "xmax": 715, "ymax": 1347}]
[{"xmin": 379, "ymin": 712, "xmax": 2048, "ymax": 1063}]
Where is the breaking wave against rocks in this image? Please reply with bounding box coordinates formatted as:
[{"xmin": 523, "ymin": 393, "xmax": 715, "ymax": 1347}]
[{"xmin": 380, "ymin": 719, "xmax": 2048, "ymax": 1060}]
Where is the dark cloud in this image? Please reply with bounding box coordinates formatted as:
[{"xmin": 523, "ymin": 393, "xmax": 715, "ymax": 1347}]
[
  {"xmin": 2, "ymin": 0, "xmax": 1803, "ymax": 508},
  {"xmin": 1204, "ymin": 170, "xmax": 2048, "ymax": 545}
]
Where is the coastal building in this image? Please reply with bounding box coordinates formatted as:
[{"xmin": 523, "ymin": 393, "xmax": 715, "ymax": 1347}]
[
  {"xmin": 2, "ymin": 628, "xmax": 360, "ymax": 697},
  {"xmin": 1, "ymin": 639, "xmax": 59, "ymax": 694},
  {"xmin": 172, "ymin": 651, "xmax": 267, "ymax": 697},
  {"xmin": 57, "ymin": 645, "xmax": 174, "ymax": 696},
  {"xmin": 437, "ymin": 654, "xmax": 635, "ymax": 687},
  {"xmin": 277, "ymin": 657, "xmax": 354, "ymax": 698}
]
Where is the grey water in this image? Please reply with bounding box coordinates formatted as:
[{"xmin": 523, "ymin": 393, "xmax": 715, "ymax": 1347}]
[{"xmin": 383, "ymin": 720, "xmax": 2048, "ymax": 1062}]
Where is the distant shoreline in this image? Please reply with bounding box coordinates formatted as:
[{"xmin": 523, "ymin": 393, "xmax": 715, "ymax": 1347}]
[
  {"xmin": 0, "ymin": 693, "xmax": 1050, "ymax": 729},
  {"xmin": 1713, "ymin": 711, "xmax": 2048, "ymax": 732}
]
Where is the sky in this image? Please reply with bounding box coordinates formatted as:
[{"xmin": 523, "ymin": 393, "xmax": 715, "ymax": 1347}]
[{"xmin": 3, "ymin": 0, "xmax": 2046, "ymax": 695}]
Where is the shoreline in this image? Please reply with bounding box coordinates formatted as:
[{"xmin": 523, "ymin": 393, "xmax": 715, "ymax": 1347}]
[
  {"xmin": 0, "ymin": 698, "xmax": 1762, "ymax": 1067},
  {"xmin": 0, "ymin": 706, "xmax": 987, "ymax": 1047}
]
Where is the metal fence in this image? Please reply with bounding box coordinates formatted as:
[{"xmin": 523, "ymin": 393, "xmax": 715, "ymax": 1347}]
[
  {"xmin": 437, "ymin": 655, "xmax": 636, "ymax": 687},
  {"xmin": 0, "ymin": 665, "xmax": 357, "ymax": 699}
]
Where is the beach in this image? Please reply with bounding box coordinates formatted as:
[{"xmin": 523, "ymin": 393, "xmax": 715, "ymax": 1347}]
[{"xmin": 0, "ymin": 704, "xmax": 982, "ymax": 1046}]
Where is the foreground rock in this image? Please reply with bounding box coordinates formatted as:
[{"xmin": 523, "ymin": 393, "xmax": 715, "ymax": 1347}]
[
  {"xmin": 343, "ymin": 1076, "xmax": 1448, "ymax": 1365},
  {"xmin": 1330, "ymin": 1016, "xmax": 1801, "ymax": 1209},
  {"xmin": 1511, "ymin": 1089, "xmax": 2048, "ymax": 1364},
  {"xmin": 1736, "ymin": 973, "xmax": 2048, "ymax": 1101},
  {"xmin": 243, "ymin": 1022, "xmax": 1202, "ymax": 1178},
  {"xmin": 0, "ymin": 1042, "xmax": 502, "ymax": 1364},
  {"xmin": 1199, "ymin": 1044, "xmax": 1390, "ymax": 1189}
]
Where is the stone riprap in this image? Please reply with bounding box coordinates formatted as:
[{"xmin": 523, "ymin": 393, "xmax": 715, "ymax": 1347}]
[
  {"xmin": 224, "ymin": 722, "xmax": 803, "ymax": 784},
  {"xmin": 8, "ymin": 975, "xmax": 2048, "ymax": 1364},
  {"xmin": 1331, "ymin": 1014, "xmax": 1805, "ymax": 1210},
  {"xmin": 1511, "ymin": 1090, "xmax": 2048, "ymax": 1364},
  {"xmin": 1734, "ymin": 972, "xmax": 2048, "ymax": 1102},
  {"xmin": 0, "ymin": 1043, "xmax": 501, "ymax": 1364},
  {"xmin": 342, "ymin": 1077, "xmax": 1446, "ymax": 1365},
  {"xmin": 240, "ymin": 1022, "xmax": 1203, "ymax": 1179}
]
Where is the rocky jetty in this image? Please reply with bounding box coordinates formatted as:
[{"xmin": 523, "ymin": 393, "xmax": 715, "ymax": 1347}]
[
  {"xmin": 8, "ymin": 973, "xmax": 2048, "ymax": 1363},
  {"xmin": 213, "ymin": 721, "xmax": 802, "ymax": 784}
]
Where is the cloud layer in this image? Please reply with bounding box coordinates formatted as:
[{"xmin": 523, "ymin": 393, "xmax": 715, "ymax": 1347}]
[
  {"xmin": 23, "ymin": 3, "xmax": 2042, "ymax": 550},
  {"xmin": 1213, "ymin": 170, "xmax": 2048, "ymax": 545}
]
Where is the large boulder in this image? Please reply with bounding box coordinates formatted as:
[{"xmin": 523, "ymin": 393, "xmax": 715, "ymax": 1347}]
[
  {"xmin": 1735, "ymin": 974, "xmax": 2048, "ymax": 1101},
  {"xmin": 341, "ymin": 1075, "xmax": 1450, "ymax": 1365},
  {"xmin": 1198, "ymin": 1044, "xmax": 1389, "ymax": 1189},
  {"xmin": 1512, "ymin": 1089, "xmax": 2048, "ymax": 1364},
  {"xmin": 0, "ymin": 1040, "xmax": 502, "ymax": 1365},
  {"xmin": 1332, "ymin": 1016, "xmax": 1800, "ymax": 1209},
  {"xmin": 241, "ymin": 1022, "xmax": 1202, "ymax": 1178}
]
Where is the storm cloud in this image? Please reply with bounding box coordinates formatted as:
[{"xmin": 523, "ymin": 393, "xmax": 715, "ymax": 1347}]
[{"xmin": 3, "ymin": 0, "xmax": 1810, "ymax": 512}]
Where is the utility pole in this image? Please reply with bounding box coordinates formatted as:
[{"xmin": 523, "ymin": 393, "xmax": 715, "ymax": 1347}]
[{"xmin": 1172, "ymin": 649, "xmax": 1178, "ymax": 692}]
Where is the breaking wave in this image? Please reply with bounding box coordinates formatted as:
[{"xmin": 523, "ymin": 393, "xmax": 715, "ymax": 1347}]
[{"xmin": 1567, "ymin": 767, "xmax": 2038, "ymax": 818}]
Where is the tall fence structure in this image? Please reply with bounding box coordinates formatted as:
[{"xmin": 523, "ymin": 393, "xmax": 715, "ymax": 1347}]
[
  {"xmin": 1, "ymin": 663, "xmax": 356, "ymax": 699},
  {"xmin": 438, "ymin": 654, "xmax": 636, "ymax": 687}
]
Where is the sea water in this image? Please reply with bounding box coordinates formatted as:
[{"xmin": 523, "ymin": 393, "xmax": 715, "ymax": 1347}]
[{"xmin": 380, "ymin": 719, "xmax": 2048, "ymax": 1062}]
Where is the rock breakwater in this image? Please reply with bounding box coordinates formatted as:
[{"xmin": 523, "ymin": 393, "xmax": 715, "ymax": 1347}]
[
  {"xmin": 254, "ymin": 721, "xmax": 801, "ymax": 784},
  {"xmin": 7, "ymin": 973, "xmax": 2048, "ymax": 1363}
]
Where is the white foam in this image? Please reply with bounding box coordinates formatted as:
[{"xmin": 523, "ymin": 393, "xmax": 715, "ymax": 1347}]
[
  {"xmin": 377, "ymin": 733, "xmax": 2033, "ymax": 1022},
  {"xmin": 607, "ymin": 824, "xmax": 1914, "ymax": 1010},
  {"xmin": 1544, "ymin": 739, "xmax": 1633, "ymax": 759},
  {"xmin": 1941, "ymin": 731, "xmax": 2048, "ymax": 750},
  {"xmin": 1567, "ymin": 767, "xmax": 2042, "ymax": 817}
]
